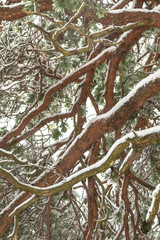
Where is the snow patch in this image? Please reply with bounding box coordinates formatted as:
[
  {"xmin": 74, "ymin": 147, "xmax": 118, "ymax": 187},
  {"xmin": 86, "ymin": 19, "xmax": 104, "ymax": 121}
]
[{"xmin": 146, "ymin": 184, "xmax": 160, "ymax": 221}]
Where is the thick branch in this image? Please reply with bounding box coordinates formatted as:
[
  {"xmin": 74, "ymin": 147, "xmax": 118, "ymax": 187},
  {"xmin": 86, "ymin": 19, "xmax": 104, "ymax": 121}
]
[
  {"xmin": 146, "ymin": 184, "xmax": 160, "ymax": 222},
  {"xmin": 0, "ymin": 69, "xmax": 160, "ymax": 235},
  {"xmin": 0, "ymin": 0, "xmax": 52, "ymax": 21},
  {"xmin": 0, "ymin": 127, "xmax": 160, "ymax": 198},
  {"xmin": 0, "ymin": 47, "xmax": 115, "ymax": 148}
]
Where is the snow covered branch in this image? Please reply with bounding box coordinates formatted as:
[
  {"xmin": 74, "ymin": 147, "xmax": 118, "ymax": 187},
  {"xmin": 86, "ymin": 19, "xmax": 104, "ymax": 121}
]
[
  {"xmin": 0, "ymin": 126, "xmax": 160, "ymax": 198},
  {"xmin": 146, "ymin": 184, "xmax": 160, "ymax": 222}
]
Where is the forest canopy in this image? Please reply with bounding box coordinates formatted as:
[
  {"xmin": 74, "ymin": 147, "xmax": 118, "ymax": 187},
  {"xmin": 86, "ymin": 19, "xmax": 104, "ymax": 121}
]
[{"xmin": 0, "ymin": 0, "xmax": 160, "ymax": 239}]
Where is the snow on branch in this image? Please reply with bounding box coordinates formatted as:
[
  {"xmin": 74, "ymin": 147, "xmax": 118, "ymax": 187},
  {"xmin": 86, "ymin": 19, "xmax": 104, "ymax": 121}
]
[
  {"xmin": 0, "ymin": 0, "xmax": 52, "ymax": 21},
  {"xmin": 0, "ymin": 46, "xmax": 115, "ymax": 148},
  {"xmin": 0, "ymin": 148, "xmax": 27, "ymax": 165},
  {"xmin": 0, "ymin": 126, "xmax": 160, "ymax": 200},
  {"xmin": 146, "ymin": 184, "xmax": 160, "ymax": 222}
]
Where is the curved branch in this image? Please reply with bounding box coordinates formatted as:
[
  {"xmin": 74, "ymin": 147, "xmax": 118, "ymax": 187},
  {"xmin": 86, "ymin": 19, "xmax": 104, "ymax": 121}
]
[
  {"xmin": 0, "ymin": 68, "xmax": 160, "ymax": 236},
  {"xmin": 0, "ymin": 126, "xmax": 160, "ymax": 197},
  {"xmin": 0, "ymin": 47, "xmax": 114, "ymax": 148},
  {"xmin": 0, "ymin": 148, "xmax": 27, "ymax": 165},
  {"xmin": 1, "ymin": 2, "xmax": 160, "ymax": 31}
]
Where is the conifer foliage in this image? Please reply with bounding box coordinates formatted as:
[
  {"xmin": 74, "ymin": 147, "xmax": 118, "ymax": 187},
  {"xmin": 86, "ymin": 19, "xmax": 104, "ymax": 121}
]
[{"xmin": 0, "ymin": 0, "xmax": 160, "ymax": 239}]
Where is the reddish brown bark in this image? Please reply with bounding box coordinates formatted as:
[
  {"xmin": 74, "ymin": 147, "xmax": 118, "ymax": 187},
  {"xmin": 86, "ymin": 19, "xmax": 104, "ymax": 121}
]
[
  {"xmin": 0, "ymin": 72, "xmax": 160, "ymax": 236},
  {"xmin": 0, "ymin": 26, "xmax": 151, "ymax": 149},
  {"xmin": 1, "ymin": 1, "xmax": 160, "ymax": 30},
  {"xmin": 0, "ymin": 0, "xmax": 52, "ymax": 21},
  {"xmin": 83, "ymin": 9, "xmax": 160, "ymax": 29},
  {"xmin": 0, "ymin": 0, "xmax": 160, "ymax": 238},
  {"xmin": 83, "ymin": 141, "xmax": 99, "ymax": 240}
]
